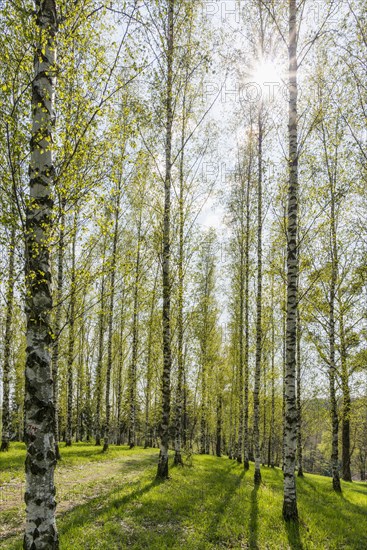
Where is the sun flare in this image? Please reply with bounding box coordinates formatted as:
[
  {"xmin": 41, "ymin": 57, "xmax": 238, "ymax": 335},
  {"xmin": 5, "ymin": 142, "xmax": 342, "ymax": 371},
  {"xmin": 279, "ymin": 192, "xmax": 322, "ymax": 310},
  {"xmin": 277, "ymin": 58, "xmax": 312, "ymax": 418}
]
[{"xmin": 252, "ymin": 60, "xmax": 280, "ymax": 86}]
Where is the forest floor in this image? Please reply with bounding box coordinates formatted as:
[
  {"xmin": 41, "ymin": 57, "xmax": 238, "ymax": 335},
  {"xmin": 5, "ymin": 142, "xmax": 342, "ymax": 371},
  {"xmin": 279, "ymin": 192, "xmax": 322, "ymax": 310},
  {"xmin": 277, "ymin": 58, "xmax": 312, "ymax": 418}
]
[{"xmin": 1, "ymin": 443, "xmax": 366, "ymax": 549}]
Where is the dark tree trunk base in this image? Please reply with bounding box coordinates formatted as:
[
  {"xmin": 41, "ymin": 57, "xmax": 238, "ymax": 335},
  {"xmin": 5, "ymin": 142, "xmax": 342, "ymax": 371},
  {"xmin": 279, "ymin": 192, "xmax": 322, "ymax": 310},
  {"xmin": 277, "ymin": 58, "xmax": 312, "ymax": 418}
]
[
  {"xmin": 254, "ymin": 469, "xmax": 262, "ymax": 485},
  {"xmin": 156, "ymin": 452, "xmax": 169, "ymax": 480},
  {"xmin": 237, "ymin": 456, "xmax": 242, "ymax": 464},
  {"xmin": 0, "ymin": 440, "xmax": 9, "ymax": 452},
  {"xmin": 55, "ymin": 443, "xmax": 61, "ymax": 461},
  {"xmin": 103, "ymin": 443, "xmax": 109, "ymax": 452},
  {"xmin": 65, "ymin": 440, "xmax": 72, "ymax": 447},
  {"xmin": 244, "ymin": 459, "xmax": 250, "ymax": 470},
  {"xmin": 24, "ymin": 531, "xmax": 59, "ymax": 550},
  {"xmin": 282, "ymin": 501, "xmax": 298, "ymax": 522},
  {"xmin": 174, "ymin": 452, "xmax": 183, "ymax": 466},
  {"xmin": 95, "ymin": 438, "xmax": 101, "ymax": 446},
  {"xmin": 333, "ymin": 476, "xmax": 342, "ymax": 492},
  {"xmin": 297, "ymin": 468, "xmax": 304, "ymax": 478}
]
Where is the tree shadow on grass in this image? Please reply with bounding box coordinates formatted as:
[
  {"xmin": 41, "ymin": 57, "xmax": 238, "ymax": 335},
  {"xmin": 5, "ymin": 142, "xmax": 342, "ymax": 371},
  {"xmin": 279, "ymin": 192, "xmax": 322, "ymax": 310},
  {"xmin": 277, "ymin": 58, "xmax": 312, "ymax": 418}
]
[
  {"xmin": 58, "ymin": 476, "xmax": 158, "ymax": 537},
  {"xmin": 299, "ymin": 476, "xmax": 366, "ymax": 514},
  {"xmin": 206, "ymin": 468, "xmax": 246, "ymax": 542},
  {"xmin": 297, "ymin": 476, "xmax": 367, "ymax": 548},
  {"xmin": 285, "ymin": 520, "xmax": 303, "ymax": 550},
  {"xmin": 248, "ymin": 485, "xmax": 259, "ymax": 550},
  {"xmin": 338, "ymin": 490, "xmax": 367, "ymax": 514}
]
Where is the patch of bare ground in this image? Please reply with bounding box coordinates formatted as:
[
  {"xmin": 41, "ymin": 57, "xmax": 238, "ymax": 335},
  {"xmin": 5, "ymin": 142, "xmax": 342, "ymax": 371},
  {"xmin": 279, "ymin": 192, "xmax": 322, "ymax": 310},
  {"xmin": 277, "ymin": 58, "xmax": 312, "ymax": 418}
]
[{"xmin": 0, "ymin": 451, "xmax": 157, "ymax": 541}]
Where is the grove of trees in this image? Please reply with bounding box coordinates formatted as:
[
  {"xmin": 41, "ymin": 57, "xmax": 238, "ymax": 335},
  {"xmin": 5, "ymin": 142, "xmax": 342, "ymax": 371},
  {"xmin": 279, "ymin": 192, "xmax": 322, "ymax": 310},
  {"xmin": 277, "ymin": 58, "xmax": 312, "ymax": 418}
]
[{"xmin": 0, "ymin": 0, "xmax": 366, "ymax": 547}]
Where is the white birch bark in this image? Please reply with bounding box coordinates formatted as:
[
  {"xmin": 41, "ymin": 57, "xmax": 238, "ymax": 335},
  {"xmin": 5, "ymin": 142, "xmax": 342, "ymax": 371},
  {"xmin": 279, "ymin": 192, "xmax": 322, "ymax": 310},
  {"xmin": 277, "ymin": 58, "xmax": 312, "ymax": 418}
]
[
  {"xmin": 283, "ymin": 0, "xmax": 299, "ymax": 521},
  {"xmin": 24, "ymin": 1, "xmax": 59, "ymax": 547}
]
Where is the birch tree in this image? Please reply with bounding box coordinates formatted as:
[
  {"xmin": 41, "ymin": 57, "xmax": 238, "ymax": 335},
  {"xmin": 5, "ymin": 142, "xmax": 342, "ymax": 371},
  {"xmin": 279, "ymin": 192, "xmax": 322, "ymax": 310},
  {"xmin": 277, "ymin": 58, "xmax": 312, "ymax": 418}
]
[{"xmin": 24, "ymin": 1, "xmax": 59, "ymax": 547}]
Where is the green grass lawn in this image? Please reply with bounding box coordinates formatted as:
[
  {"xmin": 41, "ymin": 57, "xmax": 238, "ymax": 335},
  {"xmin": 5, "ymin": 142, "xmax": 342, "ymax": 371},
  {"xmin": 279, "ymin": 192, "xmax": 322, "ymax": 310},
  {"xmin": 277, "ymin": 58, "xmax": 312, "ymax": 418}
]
[{"xmin": 1, "ymin": 443, "xmax": 366, "ymax": 549}]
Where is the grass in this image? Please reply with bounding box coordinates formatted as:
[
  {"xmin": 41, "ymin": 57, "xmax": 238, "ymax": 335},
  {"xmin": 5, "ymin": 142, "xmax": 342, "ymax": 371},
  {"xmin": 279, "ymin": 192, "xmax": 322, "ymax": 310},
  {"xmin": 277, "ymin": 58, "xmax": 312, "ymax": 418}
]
[{"xmin": 1, "ymin": 443, "xmax": 366, "ymax": 549}]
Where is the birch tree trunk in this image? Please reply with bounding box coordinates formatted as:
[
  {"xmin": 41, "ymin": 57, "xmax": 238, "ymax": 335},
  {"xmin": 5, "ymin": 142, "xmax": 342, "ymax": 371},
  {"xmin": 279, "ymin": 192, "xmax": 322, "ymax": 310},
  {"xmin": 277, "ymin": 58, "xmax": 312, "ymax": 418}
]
[
  {"xmin": 340, "ymin": 309, "xmax": 352, "ymax": 482},
  {"xmin": 243, "ymin": 148, "xmax": 251, "ymax": 470},
  {"xmin": 24, "ymin": 1, "xmax": 58, "ymax": 547},
  {"xmin": 157, "ymin": 0, "xmax": 174, "ymax": 480},
  {"xmin": 253, "ymin": 107, "xmax": 263, "ymax": 485},
  {"xmin": 236, "ymin": 186, "xmax": 245, "ymax": 464},
  {"xmin": 270, "ymin": 276, "xmax": 275, "ymax": 468},
  {"xmin": 65, "ymin": 213, "xmax": 77, "ymax": 447},
  {"xmin": 145, "ymin": 271, "xmax": 158, "ymax": 449},
  {"xmin": 116, "ymin": 295, "xmax": 126, "ymax": 446},
  {"xmin": 95, "ymin": 271, "xmax": 105, "ymax": 447},
  {"xmin": 283, "ymin": 0, "xmax": 299, "ymax": 521},
  {"xmin": 262, "ymin": 359, "xmax": 267, "ymax": 467},
  {"xmin": 328, "ymin": 156, "xmax": 342, "ymax": 492},
  {"xmin": 282, "ymin": 249, "xmax": 287, "ymax": 471},
  {"xmin": 51, "ymin": 198, "xmax": 65, "ymax": 459},
  {"xmin": 75, "ymin": 299, "xmax": 86, "ymax": 443},
  {"xmin": 296, "ymin": 310, "xmax": 303, "ymax": 477},
  {"xmin": 0, "ymin": 222, "xmax": 16, "ymax": 452},
  {"xmin": 216, "ymin": 393, "xmax": 222, "ymax": 457},
  {"xmin": 129, "ymin": 211, "xmax": 142, "ymax": 450},
  {"xmin": 103, "ymin": 185, "xmax": 120, "ymax": 452},
  {"xmin": 174, "ymin": 82, "xmax": 186, "ymax": 466}
]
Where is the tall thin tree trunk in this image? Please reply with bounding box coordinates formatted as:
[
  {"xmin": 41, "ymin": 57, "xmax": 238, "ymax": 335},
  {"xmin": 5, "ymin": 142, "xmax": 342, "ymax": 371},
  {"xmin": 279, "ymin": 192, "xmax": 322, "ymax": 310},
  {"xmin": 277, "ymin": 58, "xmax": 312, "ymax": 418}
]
[
  {"xmin": 85, "ymin": 342, "xmax": 92, "ymax": 442},
  {"xmin": 116, "ymin": 295, "xmax": 126, "ymax": 446},
  {"xmin": 282, "ymin": 248, "xmax": 287, "ymax": 471},
  {"xmin": 65, "ymin": 213, "xmax": 77, "ymax": 447},
  {"xmin": 296, "ymin": 309, "xmax": 303, "ymax": 477},
  {"xmin": 243, "ymin": 145, "xmax": 251, "ymax": 470},
  {"xmin": 200, "ymin": 356, "xmax": 208, "ymax": 455},
  {"xmin": 183, "ymin": 353, "xmax": 188, "ymax": 447},
  {"xmin": 229, "ymin": 359, "xmax": 235, "ymax": 459},
  {"xmin": 216, "ymin": 393, "xmax": 222, "ymax": 457},
  {"xmin": 270, "ymin": 273, "xmax": 275, "ymax": 468},
  {"xmin": 103, "ymin": 184, "xmax": 120, "ymax": 452},
  {"xmin": 340, "ymin": 309, "xmax": 352, "ymax": 482},
  {"xmin": 145, "ymin": 269, "xmax": 158, "ymax": 448},
  {"xmin": 174, "ymin": 83, "xmax": 187, "ymax": 466},
  {"xmin": 129, "ymin": 212, "xmax": 142, "ymax": 449},
  {"xmin": 1, "ymin": 222, "xmax": 16, "ymax": 452},
  {"xmin": 283, "ymin": 0, "xmax": 299, "ymax": 521},
  {"xmin": 236, "ymin": 205, "xmax": 245, "ymax": 464},
  {"xmin": 253, "ymin": 106, "xmax": 263, "ymax": 485},
  {"xmin": 262, "ymin": 358, "xmax": 267, "ymax": 467},
  {"xmin": 51, "ymin": 197, "xmax": 65, "ymax": 459},
  {"xmin": 328, "ymin": 164, "xmax": 342, "ymax": 492},
  {"xmin": 157, "ymin": 0, "xmax": 174, "ymax": 480},
  {"xmin": 24, "ymin": 1, "xmax": 58, "ymax": 546},
  {"xmin": 95, "ymin": 269, "xmax": 106, "ymax": 447},
  {"xmin": 329, "ymin": 264, "xmax": 341, "ymax": 491}
]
